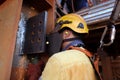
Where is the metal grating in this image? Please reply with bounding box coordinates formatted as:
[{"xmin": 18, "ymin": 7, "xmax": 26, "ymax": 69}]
[{"xmin": 76, "ymin": 0, "xmax": 118, "ymax": 29}]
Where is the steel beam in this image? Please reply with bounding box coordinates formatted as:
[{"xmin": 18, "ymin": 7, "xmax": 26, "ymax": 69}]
[{"xmin": 0, "ymin": 0, "xmax": 23, "ymax": 80}]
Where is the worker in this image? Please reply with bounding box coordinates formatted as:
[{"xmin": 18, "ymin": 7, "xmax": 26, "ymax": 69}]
[
  {"xmin": 56, "ymin": 0, "xmax": 93, "ymax": 16},
  {"xmin": 40, "ymin": 13, "xmax": 101, "ymax": 80},
  {"xmin": 63, "ymin": 0, "xmax": 93, "ymax": 13}
]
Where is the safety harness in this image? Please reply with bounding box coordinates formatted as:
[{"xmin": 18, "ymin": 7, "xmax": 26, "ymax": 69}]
[{"xmin": 68, "ymin": 46, "xmax": 102, "ymax": 80}]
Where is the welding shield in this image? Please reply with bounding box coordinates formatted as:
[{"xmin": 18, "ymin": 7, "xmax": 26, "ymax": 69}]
[{"xmin": 46, "ymin": 32, "xmax": 63, "ymax": 56}]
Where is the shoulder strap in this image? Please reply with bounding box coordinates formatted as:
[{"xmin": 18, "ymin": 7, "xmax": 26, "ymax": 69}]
[
  {"xmin": 68, "ymin": 46, "xmax": 102, "ymax": 80},
  {"xmin": 68, "ymin": 46, "xmax": 93, "ymax": 57}
]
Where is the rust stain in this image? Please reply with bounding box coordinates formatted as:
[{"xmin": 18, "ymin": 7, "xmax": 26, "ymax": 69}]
[{"xmin": 0, "ymin": 0, "xmax": 23, "ymax": 80}]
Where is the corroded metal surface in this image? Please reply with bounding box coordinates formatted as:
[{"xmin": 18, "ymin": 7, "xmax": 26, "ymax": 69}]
[
  {"xmin": 12, "ymin": 13, "xmax": 27, "ymax": 68},
  {"xmin": 111, "ymin": 57, "xmax": 120, "ymax": 80},
  {"xmin": 23, "ymin": 0, "xmax": 51, "ymax": 12},
  {"xmin": 0, "ymin": 0, "xmax": 23, "ymax": 80}
]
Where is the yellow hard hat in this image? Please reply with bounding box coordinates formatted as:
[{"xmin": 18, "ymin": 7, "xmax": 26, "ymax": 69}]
[{"xmin": 57, "ymin": 13, "xmax": 89, "ymax": 33}]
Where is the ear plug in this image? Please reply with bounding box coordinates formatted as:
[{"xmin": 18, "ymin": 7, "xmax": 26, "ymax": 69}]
[{"xmin": 65, "ymin": 31, "xmax": 69, "ymax": 35}]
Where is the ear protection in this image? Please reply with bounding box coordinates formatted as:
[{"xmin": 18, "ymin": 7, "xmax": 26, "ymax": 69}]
[
  {"xmin": 63, "ymin": 30, "xmax": 70, "ymax": 39},
  {"xmin": 65, "ymin": 31, "xmax": 69, "ymax": 35}
]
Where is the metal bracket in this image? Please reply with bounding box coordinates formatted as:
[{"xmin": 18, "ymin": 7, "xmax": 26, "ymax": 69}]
[{"xmin": 23, "ymin": 11, "xmax": 47, "ymax": 54}]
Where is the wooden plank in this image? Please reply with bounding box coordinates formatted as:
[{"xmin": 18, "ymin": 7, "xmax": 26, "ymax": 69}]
[{"xmin": 0, "ymin": 0, "xmax": 23, "ymax": 80}]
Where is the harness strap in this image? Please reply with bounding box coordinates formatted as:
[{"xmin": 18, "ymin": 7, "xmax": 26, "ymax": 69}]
[{"xmin": 68, "ymin": 46, "xmax": 102, "ymax": 80}]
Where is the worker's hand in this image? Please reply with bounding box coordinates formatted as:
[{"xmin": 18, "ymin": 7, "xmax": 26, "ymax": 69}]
[{"xmin": 87, "ymin": 0, "xmax": 93, "ymax": 7}]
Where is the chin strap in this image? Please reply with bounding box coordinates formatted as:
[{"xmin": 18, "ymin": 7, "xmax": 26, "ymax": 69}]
[{"xmin": 63, "ymin": 37, "xmax": 81, "ymax": 42}]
